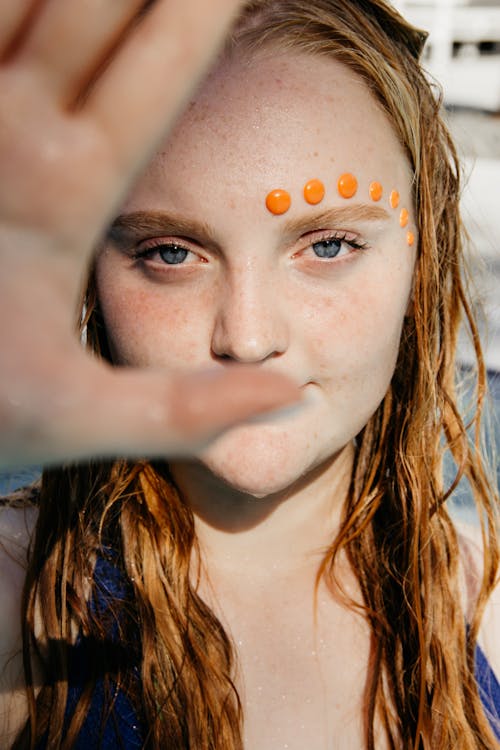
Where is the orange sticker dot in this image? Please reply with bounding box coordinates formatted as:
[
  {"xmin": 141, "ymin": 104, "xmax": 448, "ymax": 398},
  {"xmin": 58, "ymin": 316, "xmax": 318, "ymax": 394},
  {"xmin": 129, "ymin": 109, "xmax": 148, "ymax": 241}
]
[
  {"xmin": 400, "ymin": 208, "xmax": 409, "ymax": 228},
  {"xmin": 304, "ymin": 179, "xmax": 325, "ymax": 205},
  {"xmin": 390, "ymin": 190, "xmax": 400, "ymax": 209},
  {"xmin": 407, "ymin": 230, "xmax": 415, "ymax": 246},
  {"xmin": 337, "ymin": 173, "xmax": 358, "ymax": 199},
  {"xmin": 369, "ymin": 181, "xmax": 383, "ymax": 202},
  {"xmin": 266, "ymin": 189, "xmax": 291, "ymax": 215}
]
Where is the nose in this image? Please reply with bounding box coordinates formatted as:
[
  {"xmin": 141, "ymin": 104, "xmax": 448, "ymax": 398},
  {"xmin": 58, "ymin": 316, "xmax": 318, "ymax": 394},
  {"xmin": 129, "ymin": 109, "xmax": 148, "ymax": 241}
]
[{"xmin": 211, "ymin": 268, "xmax": 289, "ymax": 363}]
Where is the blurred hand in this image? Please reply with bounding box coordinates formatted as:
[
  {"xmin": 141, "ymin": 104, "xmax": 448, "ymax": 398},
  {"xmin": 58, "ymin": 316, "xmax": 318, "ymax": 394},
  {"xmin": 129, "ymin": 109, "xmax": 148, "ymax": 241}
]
[{"xmin": 0, "ymin": 0, "xmax": 300, "ymax": 468}]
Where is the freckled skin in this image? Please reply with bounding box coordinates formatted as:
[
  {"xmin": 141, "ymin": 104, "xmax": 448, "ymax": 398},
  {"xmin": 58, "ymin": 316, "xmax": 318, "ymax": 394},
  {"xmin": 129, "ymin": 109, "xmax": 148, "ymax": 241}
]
[{"xmin": 96, "ymin": 50, "xmax": 416, "ymax": 498}]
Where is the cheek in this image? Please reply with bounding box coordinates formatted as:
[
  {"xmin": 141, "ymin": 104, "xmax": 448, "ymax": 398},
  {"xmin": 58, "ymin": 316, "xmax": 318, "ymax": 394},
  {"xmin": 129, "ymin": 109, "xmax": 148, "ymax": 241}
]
[
  {"xmin": 95, "ymin": 270, "xmax": 213, "ymax": 369},
  {"xmin": 302, "ymin": 271, "xmax": 410, "ymax": 383}
]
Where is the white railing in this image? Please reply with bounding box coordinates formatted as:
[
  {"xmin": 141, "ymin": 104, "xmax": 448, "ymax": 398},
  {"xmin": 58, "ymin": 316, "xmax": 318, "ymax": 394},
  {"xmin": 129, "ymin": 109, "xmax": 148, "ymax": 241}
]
[{"xmin": 394, "ymin": 0, "xmax": 500, "ymax": 110}]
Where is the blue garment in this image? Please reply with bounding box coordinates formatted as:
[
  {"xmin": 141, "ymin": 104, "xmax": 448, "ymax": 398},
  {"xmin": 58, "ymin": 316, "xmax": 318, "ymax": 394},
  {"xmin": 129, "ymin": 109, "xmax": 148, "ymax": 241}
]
[
  {"xmin": 63, "ymin": 653, "xmax": 144, "ymax": 749},
  {"xmin": 41, "ymin": 554, "xmax": 500, "ymax": 747},
  {"xmin": 476, "ymin": 640, "xmax": 500, "ymax": 740},
  {"xmin": 36, "ymin": 554, "xmax": 144, "ymax": 750}
]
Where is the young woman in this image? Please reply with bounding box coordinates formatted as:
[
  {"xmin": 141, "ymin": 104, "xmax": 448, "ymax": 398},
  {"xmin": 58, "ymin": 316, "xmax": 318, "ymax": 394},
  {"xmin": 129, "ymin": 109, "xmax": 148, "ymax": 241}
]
[{"xmin": 0, "ymin": 0, "xmax": 499, "ymax": 748}]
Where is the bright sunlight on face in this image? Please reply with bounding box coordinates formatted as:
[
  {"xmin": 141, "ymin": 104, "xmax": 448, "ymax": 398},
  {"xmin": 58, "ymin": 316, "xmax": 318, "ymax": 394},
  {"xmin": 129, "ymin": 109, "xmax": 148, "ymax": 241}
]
[{"xmin": 96, "ymin": 49, "xmax": 416, "ymax": 498}]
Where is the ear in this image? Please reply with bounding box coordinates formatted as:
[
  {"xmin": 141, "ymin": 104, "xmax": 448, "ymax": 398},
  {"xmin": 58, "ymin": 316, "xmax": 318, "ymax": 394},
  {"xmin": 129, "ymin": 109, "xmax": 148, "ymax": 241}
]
[
  {"xmin": 405, "ymin": 276, "xmax": 415, "ymax": 318},
  {"xmin": 405, "ymin": 294, "xmax": 415, "ymax": 318}
]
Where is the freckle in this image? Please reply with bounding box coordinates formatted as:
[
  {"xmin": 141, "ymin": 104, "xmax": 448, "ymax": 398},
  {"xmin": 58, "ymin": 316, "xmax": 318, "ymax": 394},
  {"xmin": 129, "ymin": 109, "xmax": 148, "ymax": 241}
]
[
  {"xmin": 337, "ymin": 173, "xmax": 358, "ymax": 199},
  {"xmin": 314, "ymin": 151, "xmax": 318, "ymax": 157},
  {"xmin": 399, "ymin": 208, "xmax": 409, "ymax": 227},
  {"xmin": 407, "ymin": 230, "xmax": 415, "ymax": 246},
  {"xmin": 390, "ymin": 190, "xmax": 400, "ymax": 209},
  {"xmin": 369, "ymin": 181, "xmax": 383, "ymax": 202},
  {"xmin": 265, "ymin": 189, "xmax": 291, "ymax": 215},
  {"xmin": 304, "ymin": 179, "xmax": 325, "ymax": 205}
]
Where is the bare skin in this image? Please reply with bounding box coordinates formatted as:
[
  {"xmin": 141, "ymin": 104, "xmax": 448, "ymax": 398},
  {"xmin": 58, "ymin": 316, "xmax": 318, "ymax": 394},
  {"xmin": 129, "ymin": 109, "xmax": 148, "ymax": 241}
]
[
  {"xmin": 1, "ymin": 503, "xmax": 497, "ymax": 748},
  {"xmin": 0, "ymin": 0, "xmax": 300, "ymax": 469},
  {"xmin": 93, "ymin": 48, "xmax": 416, "ymax": 748},
  {"xmin": 0, "ymin": 485, "xmax": 382, "ymax": 750},
  {"xmin": 92, "ymin": 48, "xmax": 500, "ymax": 747},
  {"xmin": 1, "ymin": 10, "xmax": 499, "ymax": 750},
  {"xmin": 0, "ymin": 502, "xmax": 37, "ymax": 744}
]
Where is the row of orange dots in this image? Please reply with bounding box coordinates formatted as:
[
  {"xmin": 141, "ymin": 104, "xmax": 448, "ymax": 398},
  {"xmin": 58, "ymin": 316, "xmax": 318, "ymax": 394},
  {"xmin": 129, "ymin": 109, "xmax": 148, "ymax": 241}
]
[{"xmin": 265, "ymin": 175, "xmax": 414, "ymax": 246}]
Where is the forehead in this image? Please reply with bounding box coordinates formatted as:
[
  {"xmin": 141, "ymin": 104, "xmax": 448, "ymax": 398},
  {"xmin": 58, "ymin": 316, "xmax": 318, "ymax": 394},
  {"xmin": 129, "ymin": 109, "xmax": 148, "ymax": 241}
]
[{"xmin": 124, "ymin": 49, "xmax": 412, "ymax": 212}]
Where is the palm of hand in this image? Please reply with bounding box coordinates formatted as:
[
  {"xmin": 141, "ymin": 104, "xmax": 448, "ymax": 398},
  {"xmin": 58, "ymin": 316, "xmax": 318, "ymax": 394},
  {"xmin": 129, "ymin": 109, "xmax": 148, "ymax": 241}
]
[{"xmin": 0, "ymin": 0, "xmax": 300, "ymax": 468}]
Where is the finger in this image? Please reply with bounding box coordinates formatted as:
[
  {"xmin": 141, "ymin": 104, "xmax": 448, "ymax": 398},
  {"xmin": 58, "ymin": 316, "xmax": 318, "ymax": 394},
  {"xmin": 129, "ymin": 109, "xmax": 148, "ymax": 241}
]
[
  {"xmin": 87, "ymin": 365, "xmax": 303, "ymax": 458},
  {"xmin": 87, "ymin": 0, "xmax": 244, "ymax": 174},
  {"xmin": 0, "ymin": 362, "xmax": 302, "ymax": 468},
  {"xmin": 0, "ymin": 0, "xmax": 39, "ymax": 61},
  {"xmin": 13, "ymin": 0, "xmax": 145, "ymax": 102}
]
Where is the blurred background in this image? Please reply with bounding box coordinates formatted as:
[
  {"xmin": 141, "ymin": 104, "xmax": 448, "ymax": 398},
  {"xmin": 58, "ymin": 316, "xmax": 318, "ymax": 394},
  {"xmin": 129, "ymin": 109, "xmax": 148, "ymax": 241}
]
[
  {"xmin": 394, "ymin": 0, "xmax": 500, "ymax": 369},
  {"xmin": 394, "ymin": 0, "xmax": 500, "ymax": 521},
  {"xmin": 1, "ymin": 0, "xmax": 499, "ymax": 523}
]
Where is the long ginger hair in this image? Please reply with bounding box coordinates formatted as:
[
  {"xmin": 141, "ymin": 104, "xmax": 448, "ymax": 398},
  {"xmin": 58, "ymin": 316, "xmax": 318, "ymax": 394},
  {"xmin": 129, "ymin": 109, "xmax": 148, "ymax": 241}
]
[{"xmin": 13, "ymin": 0, "xmax": 499, "ymax": 748}]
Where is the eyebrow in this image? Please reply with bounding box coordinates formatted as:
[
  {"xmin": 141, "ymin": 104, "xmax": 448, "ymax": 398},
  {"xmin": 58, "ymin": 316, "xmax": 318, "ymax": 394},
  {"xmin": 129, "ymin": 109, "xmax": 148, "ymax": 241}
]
[
  {"xmin": 282, "ymin": 204, "xmax": 390, "ymax": 236},
  {"xmin": 107, "ymin": 211, "xmax": 220, "ymax": 250},
  {"xmin": 107, "ymin": 203, "xmax": 391, "ymax": 248}
]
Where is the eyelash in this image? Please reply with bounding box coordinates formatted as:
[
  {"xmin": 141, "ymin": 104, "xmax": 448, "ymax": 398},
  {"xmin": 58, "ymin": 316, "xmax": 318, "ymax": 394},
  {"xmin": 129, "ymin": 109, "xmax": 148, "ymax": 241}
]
[
  {"xmin": 304, "ymin": 232, "xmax": 368, "ymax": 260},
  {"xmin": 131, "ymin": 241, "xmax": 200, "ymax": 265},
  {"xmin": 131, "ymin": 232, "xmax": 368, "ymax": 266}
]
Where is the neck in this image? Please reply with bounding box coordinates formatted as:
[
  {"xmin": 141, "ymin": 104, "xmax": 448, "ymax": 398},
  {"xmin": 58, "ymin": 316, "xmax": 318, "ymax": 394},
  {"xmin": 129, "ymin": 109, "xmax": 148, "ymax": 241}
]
[{"xmin": 169, "ymin": 442, "xmax": 354, "ymax": 580}]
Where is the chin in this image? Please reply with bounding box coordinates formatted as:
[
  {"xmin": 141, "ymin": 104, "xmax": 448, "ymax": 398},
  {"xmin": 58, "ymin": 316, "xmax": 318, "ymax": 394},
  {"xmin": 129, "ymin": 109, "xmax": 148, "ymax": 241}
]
[
  {"xmin": 198, "ymin": 423, "xmax": 331, "ymax": 498},
  {"xmin": 203, "ymin": 465, "xmax": 301, "ymax": 499}
]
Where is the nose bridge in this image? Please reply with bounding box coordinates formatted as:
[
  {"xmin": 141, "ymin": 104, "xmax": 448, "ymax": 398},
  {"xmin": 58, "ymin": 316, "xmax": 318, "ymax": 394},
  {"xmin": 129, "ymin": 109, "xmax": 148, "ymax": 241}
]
[{"xmin": 211, "ymin": 258, "xmax": 288, "ymax": 362}]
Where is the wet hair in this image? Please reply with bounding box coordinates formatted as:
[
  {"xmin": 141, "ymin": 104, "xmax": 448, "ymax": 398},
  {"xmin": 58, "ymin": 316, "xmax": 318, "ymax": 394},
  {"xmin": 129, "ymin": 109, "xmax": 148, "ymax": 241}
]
[{"xmin": 14, "ymin": 1, "xmax": 499, "ymax": 748}]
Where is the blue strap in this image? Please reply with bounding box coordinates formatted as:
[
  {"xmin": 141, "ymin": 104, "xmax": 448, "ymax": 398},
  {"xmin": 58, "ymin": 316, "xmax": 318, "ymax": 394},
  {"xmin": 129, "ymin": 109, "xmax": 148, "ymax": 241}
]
[
  {"xmin": 64, "ymin": 670, "xmax": 144, "ymax": 749},
  {"xmin": 36, "ymin": 553, "xmax": 145, "ymax": 749},
  {"xmin": 65, "ymin": 552, "xmax": 145, "ymax": 748},
  {"xmin": 475, "ymin": 641, "xmax": 500, "ymax": 740}
]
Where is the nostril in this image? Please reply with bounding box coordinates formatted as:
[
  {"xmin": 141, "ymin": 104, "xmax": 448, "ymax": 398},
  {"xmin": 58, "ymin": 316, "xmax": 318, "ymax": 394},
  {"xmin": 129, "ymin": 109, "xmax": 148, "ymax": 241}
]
[{"xmin": 210, "ymin": 295, "xmax": 289, "ymax": 364}]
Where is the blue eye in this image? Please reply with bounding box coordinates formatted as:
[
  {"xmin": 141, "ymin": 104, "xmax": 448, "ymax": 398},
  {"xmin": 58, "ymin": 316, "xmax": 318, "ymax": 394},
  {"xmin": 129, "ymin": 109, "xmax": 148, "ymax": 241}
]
[
  {"xmin": 158, "ymin": 245, "xmax": 189, "ymax": 264},
  {"xmin": 312, "ymin": 238, "xmax": 343, "ymax": 259},
  {"xmin": 131, "ymin": 241, "xmax": 200, "ymax": 268}
]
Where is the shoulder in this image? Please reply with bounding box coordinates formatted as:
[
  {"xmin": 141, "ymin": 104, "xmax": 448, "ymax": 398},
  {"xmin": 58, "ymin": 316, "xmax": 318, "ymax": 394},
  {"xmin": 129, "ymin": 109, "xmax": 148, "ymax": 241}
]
[
  {"xmin": 0, "ymin": 489, "xmax": 38, "ymax": 743},
  {"xmin": 0, "ymin": 485, "xmax": 38, "ymax": 553},
  {"xmin": 0, "ymin": 488, "xmax": 38, "ymax": 636},
  {"xmin": 455, "ymin": 520, "xmax": 500, "ymax": 683}
]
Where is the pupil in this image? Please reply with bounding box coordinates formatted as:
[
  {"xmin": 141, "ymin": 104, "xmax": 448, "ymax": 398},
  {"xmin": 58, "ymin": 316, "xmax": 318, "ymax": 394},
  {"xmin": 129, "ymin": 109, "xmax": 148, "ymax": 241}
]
[
  {"xmin": 313, "ymin": 239, "xmax": 342, "ymax": 258},
  {"xmin": 159, "ymin": 245, "xmax": 188, "ymax": 264}
]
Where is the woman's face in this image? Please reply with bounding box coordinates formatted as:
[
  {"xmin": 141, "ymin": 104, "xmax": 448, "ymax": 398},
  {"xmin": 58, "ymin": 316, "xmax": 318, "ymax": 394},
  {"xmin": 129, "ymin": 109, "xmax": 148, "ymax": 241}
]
[{"xmin": 96, "ymin": 49, "xmax": 416, "ymax": 497}]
